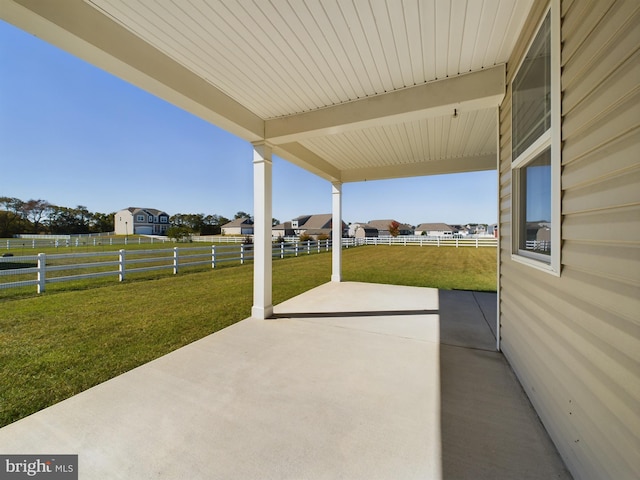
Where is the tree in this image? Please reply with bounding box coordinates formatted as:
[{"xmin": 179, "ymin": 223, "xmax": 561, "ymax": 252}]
[
  {"xmin": 234, "ymin": 211, "xmax": 253, "ymax": 222},
  {"xmin": 166, "ymin": 225, "xmax": 192, "ymax": 242},
  {"xmin": 21, "ymin": 199, "xmax": 51, "ymax": 233},
  {"xmin": 90, "ymin": 212, "xmax": 115, "ymax": 233},
  {"xmin": 0, "ymin": 197, "xmax": 26, "ymax": 237},
  {"xmin": 272, "ymin": 218, "xmax": 280, "ymax": 226},
  {"xmin": 388, "ymin": 221, "xmax": 400, "ymax": 237}
]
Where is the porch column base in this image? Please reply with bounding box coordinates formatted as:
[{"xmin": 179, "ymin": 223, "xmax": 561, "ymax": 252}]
[{"xmin": 251, "ymin": 305, "xmax": 274, "ymax": 320}]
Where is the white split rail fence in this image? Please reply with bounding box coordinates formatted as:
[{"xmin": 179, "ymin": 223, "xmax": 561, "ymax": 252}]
[
  {"xmin": 0, "ymin": 236, "xmax": 496, "ymax": 293},
  {"xmin": 0, "ymin": 241, "xmax": 334, "ymax": 293}
]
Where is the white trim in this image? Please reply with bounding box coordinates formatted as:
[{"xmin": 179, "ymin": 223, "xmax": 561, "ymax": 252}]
[
  {"xmin": 510, "ymin": 0, "xmax": 561, "ymax": 276},
  {"xmin": 511, "ymin": 129, "xmax": 551, "ymax": 169},
  {"xmin": 549, "ymin": 0, "xmax": 562, "ymax": 276},
  {"xmin": 495, "ymin": 107, "xmax": 501, "ymax": 352}
]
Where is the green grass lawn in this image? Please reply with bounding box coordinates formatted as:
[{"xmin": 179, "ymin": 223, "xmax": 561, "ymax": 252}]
[{"xmin": 0, "ymin": 245, "xmax": 495, "ymax": 427}]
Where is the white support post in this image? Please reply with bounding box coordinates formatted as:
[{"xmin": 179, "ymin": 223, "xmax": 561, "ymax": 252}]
[
  {"xmin": 331, "ymin": 182, "xmax": 342, "ymax": 282},
  {"xmin": 251, "ymin": 142, "xmax": 273, "ymax": 319},
  {"xmin": 118, "ymin": 249, "xmax": 125, "ymax": 281},
  {"xmin": 37, "ymin": 253, "xmax": 46, "ymax": 293},
  {"xmin": 173, "ymin": 247, "xmax": 179, "ymax": 274}
]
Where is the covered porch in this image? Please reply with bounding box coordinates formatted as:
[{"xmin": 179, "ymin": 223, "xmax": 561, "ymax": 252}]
[{"xmin": 0, "ymin": 282, "xmax": 569, "ymax": 479}]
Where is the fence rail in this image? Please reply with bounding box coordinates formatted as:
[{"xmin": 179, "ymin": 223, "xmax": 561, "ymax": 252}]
[
  {"xmin": 353, "ymin": 236, "xmax": 497, "ymax": 247},
  {"xmin": 3, "ymin": 236, "xmax": 170, "ymax": 250}
]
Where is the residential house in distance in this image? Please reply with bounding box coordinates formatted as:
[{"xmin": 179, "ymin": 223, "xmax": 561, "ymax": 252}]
[
  {"xmin": 367, "ymin": 219, "xmax": 414, "ymax": 236},
  {"xmin": 221, "ymin": 218, "xmax": 253, "ymax": 236},
  {"xmin": 114, "ymin": 207, "xmax": 169, "ymax": 236},
  {"xmin": 272, "ymin": 221, "xmax": 295, "ymax": 239},
  {"xmin": 415, "ymin": 223, "xmax": 455, "ymax": 237},
  {"xmin": 348, "ymin": 222, "xmax": 378, "ymax": 239},
  {"xmin": 291, "ymin": 214, "xmax": 347, "ymax": 238}
]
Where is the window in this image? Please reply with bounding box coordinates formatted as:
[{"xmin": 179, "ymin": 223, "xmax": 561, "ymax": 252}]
[
  {"xmin": 160, "ymin": 216, "xmax": 168, "ymax": 223},
  {"xmin": 137, "ymin": 215, "xmax": 144, "ymax": 222},
  {"xmin": 148, "ymin": 216, "xmax": 153, "ymax": 223},
  {"xmin": 511, "ymin": 1, "xmax": 560, "ymax": 275}
]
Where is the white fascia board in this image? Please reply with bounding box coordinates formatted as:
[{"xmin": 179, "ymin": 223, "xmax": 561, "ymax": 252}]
[
  {"xmin": 265, "ymin": 65, "xmax": 506, "ymax": 144},
  {"xmin": 340, "ymin": 154, "xmax": 497, "ymax": 183},
  {"xmin": 272, "ymin": 143, "xmax": 342, "ymax": 183},
  {"xmin": 2, "ymin": 0, "xmax": 264, "ymax": 142}
]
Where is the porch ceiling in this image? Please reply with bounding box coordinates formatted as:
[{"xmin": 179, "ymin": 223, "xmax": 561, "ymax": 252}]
[{"xmin": 1, "ymin": 0, "xmax": 534, "ymax": 182}]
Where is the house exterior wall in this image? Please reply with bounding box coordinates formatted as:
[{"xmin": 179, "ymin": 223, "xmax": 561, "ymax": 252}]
[
  {"xmin": 498, "ymin": 2, "xmax": 640, "ymax": 480},
  {"xmin": 114, "ymin": 210, "xmax": 134, "ymax": 235}
]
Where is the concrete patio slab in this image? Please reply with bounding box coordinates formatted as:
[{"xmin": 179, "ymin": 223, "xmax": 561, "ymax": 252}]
[{"xmin": 0, "ymin": 282, "xmax": 571, "ymax": 479}]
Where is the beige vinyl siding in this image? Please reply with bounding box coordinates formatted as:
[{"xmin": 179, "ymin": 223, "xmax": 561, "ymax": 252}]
[{"xmin": 499, "ymin": 1, "xmax": 640, "ymax": 479}]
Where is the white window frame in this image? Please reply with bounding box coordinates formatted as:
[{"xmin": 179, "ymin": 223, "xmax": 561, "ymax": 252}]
[
  {"xmin": 137, "ymin": 215, "xmax": 144, "ymax": 222},
  {"xmin": 511, "ymin": 0, "xmax": 561, "ymax": 276}
]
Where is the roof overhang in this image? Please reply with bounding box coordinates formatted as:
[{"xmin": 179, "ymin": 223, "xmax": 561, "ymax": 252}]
[{"xmin": 1, "ymin": 0, "xmax": 533, "ymax": 183}]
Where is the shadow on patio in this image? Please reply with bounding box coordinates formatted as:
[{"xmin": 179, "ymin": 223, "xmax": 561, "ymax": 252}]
[{"xmin": 0, "ymin": 282, "xmax": 571, "ymax": 479}]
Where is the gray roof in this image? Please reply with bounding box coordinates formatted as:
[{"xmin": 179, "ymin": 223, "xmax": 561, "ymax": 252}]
[
  {"xmin": 416, "ymin": 223, "xmax": 454, "ymax": 232},
  {"xmin": 123, "ymin": 207, "xmax": 169, "ymax": 217},
  {"xmin": 222, "ymin": 217, "xmax": 253, "ymax": 228},
  {"xmin": 367, "ymin": 219, "xmax": 413, "ymax": 231},
  {"xmin": 294, "ymin": 214, "xmax": 333, "ymax": 230}
]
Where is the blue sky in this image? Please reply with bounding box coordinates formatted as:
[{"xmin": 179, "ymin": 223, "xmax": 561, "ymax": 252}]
[{"xmin": 0, "ymin": 20, "xmax": 497, "ymax": 226}]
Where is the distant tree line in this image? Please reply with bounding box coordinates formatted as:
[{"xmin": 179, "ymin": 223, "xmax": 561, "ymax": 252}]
[
  {"xmin": 0, "ymin": 197, "xmax": 115, "ymax": 237},
  {"xmin": 166, "ymin": 211, "xmax": 278, "ymax": 241},
  {"xmin": 1, "ymin": 198, "xmax": 279, "ymax": 239},
  {"xmin": 167, "ymin": 212, "xmax": 232, "ymax": 239}
]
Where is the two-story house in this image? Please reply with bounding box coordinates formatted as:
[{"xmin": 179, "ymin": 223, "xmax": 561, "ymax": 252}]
[
  {"xmin": 115, "ymin": 207, "xmax": 169, "ymax": 235},
  {"xmin": 291, "ymin": 214, "xmax": 348, "ymax": 238}
]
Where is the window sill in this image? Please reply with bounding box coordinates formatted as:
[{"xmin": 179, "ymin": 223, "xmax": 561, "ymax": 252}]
[{"xmin": 511, "ymin": 253, "xmax": 560, "ymax": 277}]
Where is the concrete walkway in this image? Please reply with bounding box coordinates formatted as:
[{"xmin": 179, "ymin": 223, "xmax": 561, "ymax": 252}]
[{"xmin": 0, "ymin": 282, "xmax": 571, "ymax": 479}]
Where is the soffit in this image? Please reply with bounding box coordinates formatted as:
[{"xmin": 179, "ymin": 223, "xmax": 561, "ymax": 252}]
[
  {"xmin": 87, "ymin": 0, "xmax": 532, "ymax": 120},
  {"xmin": 3, "ymin": 0, "xmax": 535, "ymax": 182}
]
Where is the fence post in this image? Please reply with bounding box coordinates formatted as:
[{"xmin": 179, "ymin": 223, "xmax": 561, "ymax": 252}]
[
  {"xmin": 280, "ymin": 242, "xmax": 284, "ymax": 259},
  {"xmin": 295, "ymin": 243, "xmax": 299, "ymax": 257},
  {"xmin": 240, "ymin": 244, "xmax": 244, "ymax": 265},
  {"xmin": 212, "ymin": 245, "xmax": 216, "ymax": 269},
  {"xmin": 456, "ymin": 238, "xmax": 459, "ymax": 248},
  {"xmin": 119, "ymin": 249, "xmax": 126, "ymax": 281},
  {"xmin": 307, "ymin": 241, "xmax": 311, "ymax": 255},
  {"xmin": 476, "ymin": 237, "xmax": 479, "ymax": 248},
  {"xmin": 37, "ymin": 253, "xmax": 46, "ymax": 293},
  {"xmin": 173, "ymin": 247, "xmax": 179, "ymax": 274}
]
